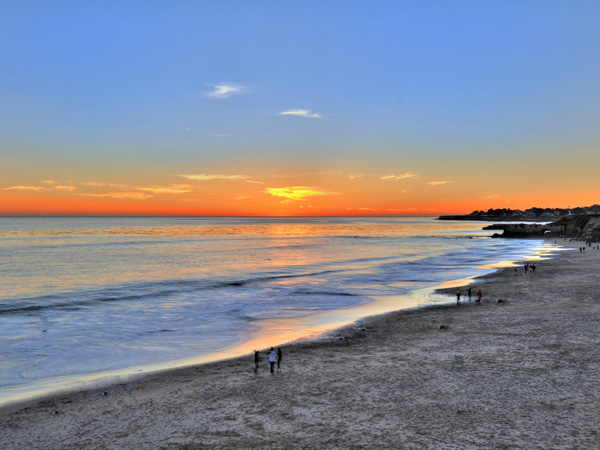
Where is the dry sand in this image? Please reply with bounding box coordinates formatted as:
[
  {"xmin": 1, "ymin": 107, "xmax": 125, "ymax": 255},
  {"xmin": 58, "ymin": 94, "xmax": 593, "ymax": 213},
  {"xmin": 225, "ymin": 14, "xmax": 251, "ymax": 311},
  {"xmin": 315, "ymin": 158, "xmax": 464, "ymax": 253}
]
[{"xmin": 1, "ymin": 240, "xmax": 599, "ymax": 449}]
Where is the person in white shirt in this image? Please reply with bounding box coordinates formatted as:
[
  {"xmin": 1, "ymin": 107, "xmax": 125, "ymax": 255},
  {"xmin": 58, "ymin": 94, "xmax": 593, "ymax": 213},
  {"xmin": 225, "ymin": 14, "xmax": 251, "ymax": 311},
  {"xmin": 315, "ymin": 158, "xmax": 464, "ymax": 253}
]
[{"xmin": 268, "ymin": 347, "xmax": 276, "ymax": 375}]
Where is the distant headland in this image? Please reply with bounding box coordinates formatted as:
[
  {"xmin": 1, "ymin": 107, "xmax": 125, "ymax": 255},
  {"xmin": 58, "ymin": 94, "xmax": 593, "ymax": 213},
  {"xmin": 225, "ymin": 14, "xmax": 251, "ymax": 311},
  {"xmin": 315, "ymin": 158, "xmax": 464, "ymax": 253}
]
[{"xmin": 439, "ymin": 205, "xmax": 600, "ymax": 222}]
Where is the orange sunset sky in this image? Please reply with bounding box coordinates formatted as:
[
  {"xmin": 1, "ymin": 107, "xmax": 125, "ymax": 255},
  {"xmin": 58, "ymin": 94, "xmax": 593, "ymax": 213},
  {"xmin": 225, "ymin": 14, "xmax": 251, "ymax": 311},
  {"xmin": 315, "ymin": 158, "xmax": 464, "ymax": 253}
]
[{"xmin": 1, "ymin": 2, "xmax": 599, "ymax": 216}]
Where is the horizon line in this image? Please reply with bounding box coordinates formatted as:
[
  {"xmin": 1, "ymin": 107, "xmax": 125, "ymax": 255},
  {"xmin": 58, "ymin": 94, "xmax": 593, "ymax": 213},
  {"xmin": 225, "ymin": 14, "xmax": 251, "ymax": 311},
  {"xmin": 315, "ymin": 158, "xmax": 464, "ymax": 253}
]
[{"xmin": 0, "ymin": 214, "xmax": 442, "ymax": 218}]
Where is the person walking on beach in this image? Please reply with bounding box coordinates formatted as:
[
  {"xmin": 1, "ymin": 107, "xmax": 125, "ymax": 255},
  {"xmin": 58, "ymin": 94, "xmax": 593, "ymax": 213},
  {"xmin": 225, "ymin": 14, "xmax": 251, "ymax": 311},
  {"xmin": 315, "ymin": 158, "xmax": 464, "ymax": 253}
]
[
  {"xmin": 467, "ymin": 287, "xmax": 472, "ymax": 301},
  {"xmin": 456, "ymin": 291, "xmax": 461, "ymax": 304},
  {"xmin": 254, "ymin": 350, "xmax": 261, "ymax": 374},
  {"xmin": 476, "ymin": 289, "xmax": 482, "ymax": 303},
  {"xmin": 268, "ymin": 347, "xmax": 277, "ymax": 375},
  {"xmin": 277, "ymin": 348, "xmax": 282, "ymax": 373}
]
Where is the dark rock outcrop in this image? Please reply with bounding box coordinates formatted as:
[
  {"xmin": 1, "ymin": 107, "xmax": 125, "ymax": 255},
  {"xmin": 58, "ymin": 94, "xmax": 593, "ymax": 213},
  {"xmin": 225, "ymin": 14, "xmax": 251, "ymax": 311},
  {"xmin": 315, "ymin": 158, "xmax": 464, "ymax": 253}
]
[{"xmin": 483, "ymin": 223, "xmax": 552, "ymax": 238}]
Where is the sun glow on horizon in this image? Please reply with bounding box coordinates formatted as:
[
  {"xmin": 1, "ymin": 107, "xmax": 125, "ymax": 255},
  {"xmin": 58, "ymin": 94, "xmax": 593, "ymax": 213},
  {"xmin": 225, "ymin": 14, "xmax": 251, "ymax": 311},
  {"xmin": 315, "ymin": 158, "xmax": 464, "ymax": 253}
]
[{"xmin": 2, "ymin": 165, "xmax": 600, "ymax": 217}]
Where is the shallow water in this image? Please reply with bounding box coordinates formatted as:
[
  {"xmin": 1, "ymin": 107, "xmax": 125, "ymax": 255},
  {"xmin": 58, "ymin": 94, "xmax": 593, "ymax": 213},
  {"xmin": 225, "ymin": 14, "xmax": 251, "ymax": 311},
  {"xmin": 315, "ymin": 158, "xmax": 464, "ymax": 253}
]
[{"xmin": 0, "ymin": 216, "xmax": 546, "ymax": 405}]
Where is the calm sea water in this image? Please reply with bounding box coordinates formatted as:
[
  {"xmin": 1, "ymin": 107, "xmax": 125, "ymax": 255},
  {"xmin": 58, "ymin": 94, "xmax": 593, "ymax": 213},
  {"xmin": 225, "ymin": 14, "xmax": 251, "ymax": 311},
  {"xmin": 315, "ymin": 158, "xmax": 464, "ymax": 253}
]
[{"xmin": 0, "ymin": 216, "xmax": 547, "ymax": 405}]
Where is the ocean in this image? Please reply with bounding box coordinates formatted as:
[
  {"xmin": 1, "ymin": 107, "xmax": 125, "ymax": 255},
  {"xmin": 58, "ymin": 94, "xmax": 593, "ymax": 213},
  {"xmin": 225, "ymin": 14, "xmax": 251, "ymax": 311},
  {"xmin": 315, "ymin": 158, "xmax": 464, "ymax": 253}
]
[{"xmin": 0, "ymin": 216, "xmax": 549, "ymax": 407}]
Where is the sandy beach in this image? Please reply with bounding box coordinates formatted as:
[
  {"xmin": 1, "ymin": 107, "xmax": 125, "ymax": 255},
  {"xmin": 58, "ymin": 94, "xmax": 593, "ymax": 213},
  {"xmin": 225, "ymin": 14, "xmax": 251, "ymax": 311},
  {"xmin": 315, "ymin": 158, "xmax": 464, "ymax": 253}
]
[{"xmin": 1, "ymin": 239, "xmax": 599, "ymax": 449}]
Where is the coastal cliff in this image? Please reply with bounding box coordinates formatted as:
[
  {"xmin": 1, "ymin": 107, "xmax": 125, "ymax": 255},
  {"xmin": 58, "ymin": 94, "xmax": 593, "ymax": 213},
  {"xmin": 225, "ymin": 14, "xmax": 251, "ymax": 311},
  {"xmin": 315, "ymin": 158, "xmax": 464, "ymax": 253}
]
[{"xmin": 484, "ymin": 215, "xmax": 600, "ymax": 240}]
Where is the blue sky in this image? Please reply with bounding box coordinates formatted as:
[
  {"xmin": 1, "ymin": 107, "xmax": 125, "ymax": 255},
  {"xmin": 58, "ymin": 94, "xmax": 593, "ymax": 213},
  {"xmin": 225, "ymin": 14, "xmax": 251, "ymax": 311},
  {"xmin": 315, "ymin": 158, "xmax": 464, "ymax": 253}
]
[{"xmin": 1, "ymin": 1, "xmax": 600, "ymax": 215}]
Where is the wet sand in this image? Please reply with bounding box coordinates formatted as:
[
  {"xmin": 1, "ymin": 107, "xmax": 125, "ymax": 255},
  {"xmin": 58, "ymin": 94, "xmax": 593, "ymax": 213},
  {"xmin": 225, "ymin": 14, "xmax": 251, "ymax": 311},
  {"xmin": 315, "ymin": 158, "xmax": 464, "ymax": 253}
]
[{"xmin": 2, "ymin": 241, "xmax": 599, "ymax": 449}]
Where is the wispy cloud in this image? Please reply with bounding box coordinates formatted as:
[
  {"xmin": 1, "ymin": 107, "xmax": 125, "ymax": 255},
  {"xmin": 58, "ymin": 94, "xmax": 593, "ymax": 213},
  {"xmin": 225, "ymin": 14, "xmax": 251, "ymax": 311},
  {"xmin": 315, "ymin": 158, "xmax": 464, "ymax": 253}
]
[
  {"xmin": 278, "ymin": 109, "xmax": 323, "ymax": 119},
  {"xmin": 178, "ymin": 174, "xmax": 251, "ymax": 182},
  {"xmin": 178, "ymin": 174, "xmax": 263, "ymax": 184},
  {"xmin": 203, "ymin": 83, "xmax": 249, "ymax": 99},
  {"xmin": 79, "ymin": 192, "xmax": 154, "ymax": 200},
  {"xmin": 306, "ymin": 170, "xmax": 344, "ymax": 177},
  {"xmin": 3, "ymin": 185, "xmax": 48, "ymax": 191},
  {"xmin": 83, "ymin": 182, "xmax": 123, "ymax": 188},
  {"xmin": 5, "ymin": 179, "xmax": 192, "ymax": 199},
  {"xmin": 348, "ymin": 173, "xmax": 365, "ymax": 180},
  {"xmin": 380, "ymin": 173, "xmax": 418, "ymax": 181},
  {"xmin": 82, "ymin": 181, "xmax": 193, "ymax": 197},
  {"xmin": 427, "ymin": 181, "xmax": 452, "ymax": 186},
  {"xmin": 264, "ymin": 186, "xmax": 339, "ymax": 202},
  {"xmin": 234, "ymin": 195, "xmax": 252, "ymax": 201},
  {"xmin": 136, "ymin": 185, "xmax": 193, "ymax": 194},
  {"xmin": 270, "ymin": 174, "xmax": 302, "ymax": 178},
  {"xmin": 3, "ymin": 184, "xmax": 77, "ymax": 192}
]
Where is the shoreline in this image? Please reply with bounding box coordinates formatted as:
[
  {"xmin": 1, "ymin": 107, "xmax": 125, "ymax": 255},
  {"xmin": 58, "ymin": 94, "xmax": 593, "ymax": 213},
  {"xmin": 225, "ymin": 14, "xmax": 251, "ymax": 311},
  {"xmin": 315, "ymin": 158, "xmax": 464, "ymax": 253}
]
[
  {"xmin": 2, "ymin": 239, "xmax": 599, "ymax": 448},
  {"xmin": 0, "ymin": 240, "xmax": 550, "ymax": 413}
]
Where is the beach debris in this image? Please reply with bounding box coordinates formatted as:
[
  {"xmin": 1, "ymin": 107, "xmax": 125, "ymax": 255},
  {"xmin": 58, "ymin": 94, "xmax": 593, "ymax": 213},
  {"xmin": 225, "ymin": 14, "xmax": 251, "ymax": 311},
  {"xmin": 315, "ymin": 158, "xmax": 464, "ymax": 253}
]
[
  {"xmin": 497, "ymin": 299, "xmax": 505, "ymax": 304},
  {"xmin": 439, "ymin": 325, "xmax": 448, "ymax": 330}
]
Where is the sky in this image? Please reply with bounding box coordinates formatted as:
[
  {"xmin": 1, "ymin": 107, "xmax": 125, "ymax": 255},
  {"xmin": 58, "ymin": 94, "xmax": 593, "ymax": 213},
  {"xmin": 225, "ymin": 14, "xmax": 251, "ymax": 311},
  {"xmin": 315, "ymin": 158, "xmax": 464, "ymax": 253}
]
[{"xmin": 1, "ymin": 1, "xmax": 599, "ymax": 216}]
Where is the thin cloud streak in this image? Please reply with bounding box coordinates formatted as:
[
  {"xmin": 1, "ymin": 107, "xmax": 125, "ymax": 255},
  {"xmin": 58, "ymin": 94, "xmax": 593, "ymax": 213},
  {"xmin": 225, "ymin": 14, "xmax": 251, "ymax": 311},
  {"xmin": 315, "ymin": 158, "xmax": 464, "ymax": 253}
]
[
  {"xmin": 427, "ymin": 181, "xmax": 452, "ymax": 186},
  {"xmin": 135, "ymin": 185, "xmax": 193, "ymax": 194},
  {"xmin": 178, "ymin": 174, "xmax": 251, "ymax": 181},
  {"xmin": 3, "ymin": 184, "xmax": 77, "ymax": 192},
  {"xmin": 3, "ymin": 185, "xmax": 48, "ymax": 191},
  {"xmin": 380, "ymin": 173, "xmax": 418, "ymax": 181},
  {"xmin": 84, "ymin": 181, "xmax": 193, "ymax": 194},
  {"xmin": 83, "ymin": 182, "xmax": 123, "ymax": 188},
  {"xmin": 203, "ymin": 83, "xmax": 249, "ymax": 99},
  {"xmin": 347, "ymin": 173, "xmax": 365, "ymax": 180},
  {"xmin": 79, "ymin": 192, "xmax": 154, "ymax": 200},
  {"xmin": 278, "ymin": 109, "xmax": 323, "ymax": 119}
]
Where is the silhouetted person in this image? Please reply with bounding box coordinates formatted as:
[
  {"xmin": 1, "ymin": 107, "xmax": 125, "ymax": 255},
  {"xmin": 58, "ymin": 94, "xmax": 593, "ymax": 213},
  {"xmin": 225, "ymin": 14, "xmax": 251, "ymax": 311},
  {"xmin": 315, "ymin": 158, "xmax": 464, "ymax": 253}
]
[
  {"xmin": 277, "ymin": 348, "xmax": 282, "ymax": 373},
  {"xmin": 254, "ymin": 350, "xmax": 261, "ymax": 374}
]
